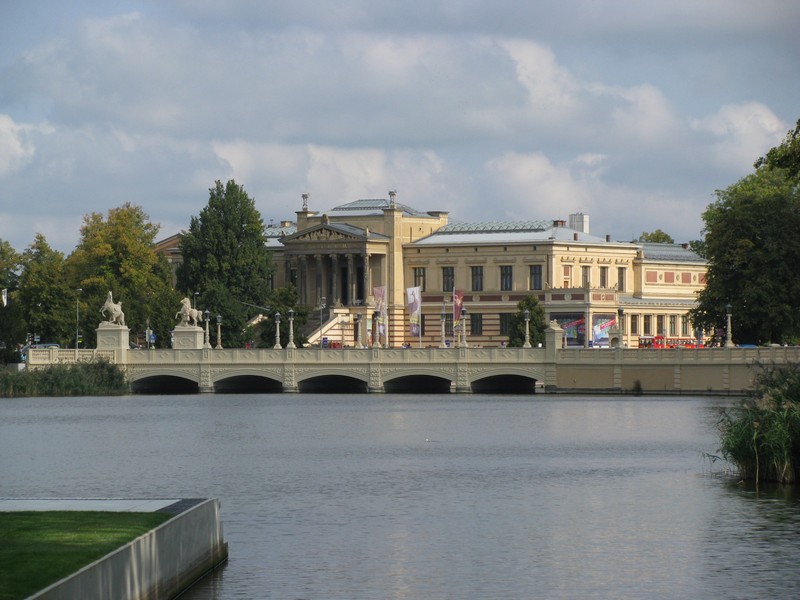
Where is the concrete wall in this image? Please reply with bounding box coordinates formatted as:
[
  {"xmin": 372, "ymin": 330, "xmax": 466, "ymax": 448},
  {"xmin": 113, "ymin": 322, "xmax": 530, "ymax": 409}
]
[{"xmin": 31, "ymin": 499, "xmax": 228, "ymax": 600}]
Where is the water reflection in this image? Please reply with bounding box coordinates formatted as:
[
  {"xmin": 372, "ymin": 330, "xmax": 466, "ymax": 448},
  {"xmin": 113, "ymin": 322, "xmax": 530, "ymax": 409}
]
[{"xmin": 1, "ymin": 395, "xmax": 799, "ymax": 599}]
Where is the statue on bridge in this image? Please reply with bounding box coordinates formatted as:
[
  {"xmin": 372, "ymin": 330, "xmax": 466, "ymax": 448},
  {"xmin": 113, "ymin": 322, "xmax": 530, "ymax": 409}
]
[
  {"xmin": 100, "ymin": 291, "xmax": 125, "ymax": 326},
  {"xmin": 176, "ymin": 297, "xmax": 204, "ymax": 327}
]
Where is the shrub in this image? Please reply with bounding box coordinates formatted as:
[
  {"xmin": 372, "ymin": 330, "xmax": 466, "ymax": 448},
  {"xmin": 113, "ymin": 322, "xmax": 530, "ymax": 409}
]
[
  {"xmin": 0, "ymin": 360, "xmax": 129, "ymax": 398},
  {"xmin": 718, "ymin": 363, "xmax": 800, "ymax": 483}
]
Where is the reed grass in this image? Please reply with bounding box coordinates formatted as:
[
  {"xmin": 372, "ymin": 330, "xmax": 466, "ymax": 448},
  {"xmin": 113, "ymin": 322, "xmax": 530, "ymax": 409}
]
[
  {"xmin": 719, "ymin": 363, "xmax": 800, "ymax": 483},
  {"xmin": 0, "ymin": 360, "xmax": 129, "ymax": 397}
]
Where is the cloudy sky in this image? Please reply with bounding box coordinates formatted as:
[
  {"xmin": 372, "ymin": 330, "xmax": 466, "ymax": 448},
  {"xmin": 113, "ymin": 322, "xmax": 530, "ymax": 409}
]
[{"xmin": 1, "ymin": 1, "xmax": 798, "ymax": 253}]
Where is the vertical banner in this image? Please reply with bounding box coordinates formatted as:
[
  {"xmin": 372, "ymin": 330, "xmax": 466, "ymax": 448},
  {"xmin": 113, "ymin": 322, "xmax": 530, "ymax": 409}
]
[
  {"xmin": 453, "ymin": 289, "xmax": 464, "ymax": 321},
  {"xmin": 452, "ymin": 289, "xmax": 464, "ymax": 344},
  {"xmin": 373, "ymin": 286, "xmax": 387, "ymax": 338},
  {"xmin": 407, "ymin": 286, "xmax": 421, "ymax": 337}
]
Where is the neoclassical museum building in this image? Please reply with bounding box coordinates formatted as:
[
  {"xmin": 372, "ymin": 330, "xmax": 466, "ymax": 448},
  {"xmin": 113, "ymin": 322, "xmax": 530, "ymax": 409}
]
[{"xmin": 159, "ymin": 192, "xmax": 707, "ymax": 349}]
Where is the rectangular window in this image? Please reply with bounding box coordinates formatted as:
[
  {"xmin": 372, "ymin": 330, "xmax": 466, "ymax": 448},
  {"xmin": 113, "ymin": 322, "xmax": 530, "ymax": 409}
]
[
  {"xmin": 600, "ymin": 266, "xmax": 608, "ymax": 288},
  {"xmin": 499, "ymin": 313, "xmax": 512, "ymax": 336},
  {"xmin": 500, "ymin": 265, "xmax": 513, "ymax": 291},
  {"xmin": 630, "ymin": 315, "xmax": 639, "ymax": 335},
  {"xmin": 471, "ymin": 266, "xmax": 483, "ymax": 292},
  {"xmin": 530, "ymin": 265, "xmax": 543, "ymax": 290},
  {"xmin": 643, "ymin": 315, "xmax": 652, "ymax": 335},
  {"xmin": 656, "ymin": 315, "xmax": 665, "ymax": 335},
  {"xmin": 470, "ymin": 313, "xmax": 483, "ymax": 336},
  {"xmin": 563, "ymin": 265, "xmax": 572, "ymax": 288},
  {"xmin": 442, "ymin": 266, "xmax": 454, "ymax": 292},
  {"xmin": 669, "ymin": 315, "xmax": 677, "ymax": 336},
  {"xmin": 617, "ymin": 267, "xmax": 626, "ymax": 292},
  {"xmin": 582, "ymin": 265, "xmax": 591, "ymax": 288},
  {"xmin": 681, "ymin": 314, "xmax": 690, "ymax": 336},
  {"xmin": 413, "ymin": 267, "xmax": 426, "ymax": 292}
]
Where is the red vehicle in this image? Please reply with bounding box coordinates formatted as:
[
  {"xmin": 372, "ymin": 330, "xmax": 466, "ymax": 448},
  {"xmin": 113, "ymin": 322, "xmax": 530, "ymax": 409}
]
[{"xmin": 638, "ymin": 335, "xmax": 702, "ymax": 349}]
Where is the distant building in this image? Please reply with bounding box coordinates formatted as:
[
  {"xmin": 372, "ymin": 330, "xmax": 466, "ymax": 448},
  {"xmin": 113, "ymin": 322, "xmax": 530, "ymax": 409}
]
[{"xmin": 161, "ymin": 192, "xmax": 706, "ymax": 348}]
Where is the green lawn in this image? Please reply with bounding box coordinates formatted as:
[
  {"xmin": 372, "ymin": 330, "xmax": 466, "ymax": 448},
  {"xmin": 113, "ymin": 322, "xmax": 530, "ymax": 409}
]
[{"xmin": 0, "ymin": 511, "xmax": 172, "ymax": 600}]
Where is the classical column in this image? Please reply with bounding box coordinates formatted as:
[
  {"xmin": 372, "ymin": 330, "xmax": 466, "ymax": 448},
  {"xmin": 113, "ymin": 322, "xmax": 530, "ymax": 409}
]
[
  {"xmin": 298, "ymin": 255, "xmax": 308, "ymax": 305},
  {"xmin": 347, "ymin": 254, "xmax": 356, "ymax": 305},
  {"xmin": 362, "ymin": 252, "xmax": 371, "ymax": 302},
  {"xmin": 330, "ymin": 254, "xmax": 339, "ymax": 305},
  {"xmin": 315, "ymin": 254, "xmax": 324, "ymax": 304}
]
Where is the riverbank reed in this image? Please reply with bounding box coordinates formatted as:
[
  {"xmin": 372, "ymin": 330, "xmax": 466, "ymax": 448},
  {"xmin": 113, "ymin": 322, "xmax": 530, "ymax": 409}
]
[
  {"xmin": 0, "ymin": 361, "xmax": 129, "ymax": 398},
  {"xmin": 719, "ymin": 363, "xmax": 800, "ymax": 483}
]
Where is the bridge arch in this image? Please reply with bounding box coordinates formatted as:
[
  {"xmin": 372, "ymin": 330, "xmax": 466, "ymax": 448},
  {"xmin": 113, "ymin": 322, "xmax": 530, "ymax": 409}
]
[
  {"xmin": 129, "ymin": 370, "xmax": 200, "ymax": 394},
  {"xmin": 296, "ymin": 368, "xmax": 369, "ymax": 394}
]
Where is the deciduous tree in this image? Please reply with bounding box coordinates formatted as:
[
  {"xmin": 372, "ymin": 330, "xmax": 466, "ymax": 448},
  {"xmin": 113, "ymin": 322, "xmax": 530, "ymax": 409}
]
[
  {"xmin": 637, "ymin": 229, "xmax": 674, "ymax": 244},
  {"xmin": 67, "ymin": 203, "xmax": 179, "ymax": 348},
  {"xmin": 690, "ymin": 167, "xmax": 800, "ymax": 344},
  {"xmin": 17, "ymin": 235, "xmax": 74, "ymax": 347}
]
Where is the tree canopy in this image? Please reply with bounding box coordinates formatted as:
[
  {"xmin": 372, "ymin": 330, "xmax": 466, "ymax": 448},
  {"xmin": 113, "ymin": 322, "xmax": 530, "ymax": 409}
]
[
  {"xmin": 637, "ymin": 229, "xmax": 674, "ymax": 244},
  {"xmin": 507, "ymin": 295, "xmax": 547, "ymax": 348},
  {"xmin": 177, "ymin": 180, "xmax": 274, "ymax": 347},
  {"xmin": 690, "ymin": 125, "xmax": 800, "ymax": 345},
  {"xmin": 66, "ymin": 203, "xmax": 179, "ymax": 348},
  {"xmin": 16, "ymin": 234, "xmax": 74, "ymax": 347}
]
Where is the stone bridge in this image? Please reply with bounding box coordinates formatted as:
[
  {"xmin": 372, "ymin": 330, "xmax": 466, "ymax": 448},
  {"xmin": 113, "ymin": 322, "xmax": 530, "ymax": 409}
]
[{"xmin": 25, "ymin": 323, "xmax": 800, "ymax": 395}]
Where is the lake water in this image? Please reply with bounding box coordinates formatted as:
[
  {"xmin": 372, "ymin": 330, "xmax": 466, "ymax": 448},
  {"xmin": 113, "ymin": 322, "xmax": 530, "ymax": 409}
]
[{"xmin": 2, "ymin": 393, "xmax": 800, "ymax": 599}]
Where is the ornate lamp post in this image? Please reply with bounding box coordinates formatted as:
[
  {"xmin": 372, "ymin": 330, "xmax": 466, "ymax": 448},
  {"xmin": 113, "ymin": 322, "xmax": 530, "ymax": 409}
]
[
  {"xmin": 319, "ymin": 297, "xmax": 326, "ymax": 348},
  {"xmin": 725, "ymin": 303, "xmax": 734, "ymax": 348},
  {"xmin": 193, "ymin": 291, "xmax": 199, "ymax": 309},
  {"xmin": 617, "ymin": 307, "xmax": 624, "ymax": 348},
  {"xmin": 461, "ymin": 307, "xmax": 469, "ymax": 348},
  {"xmin": 274, "ymin": 312, "xmax": 282, "ymax": 349},
  {"xmin": 75, "ymin": 288, "xmax": 82, "ymax": 353},
  {"xmin": 287, "ymin": 308, "xmax": 296, "ymax": 349},
  {"xmin": 440, "ymin": 302, "xmax": 447, "ymax": 348},
  {"xmin": 203, "ymin": 309, "xmax": 211, "ymax": 349},
  {"xmin": 373, "ymin": 310, "xmax": 380, "ymax": 348},
  {"xmin": 215, "ymin": 314, "xmax": 223, "ymax": 349},
  {"xmin": 523, "ymin": 309, "xmax": 532, "ymax": 348}
]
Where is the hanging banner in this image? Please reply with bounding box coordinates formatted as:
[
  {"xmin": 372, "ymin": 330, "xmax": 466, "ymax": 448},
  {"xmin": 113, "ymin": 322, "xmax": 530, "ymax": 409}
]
[
  {"xmin": 453, "ymin": 289, "xmax": 464, "ymax": 322},
  {"xmin": 407, "ymin": 286, "xmax": 421, "ymax": 336},
  {"xmin": 373, "ymin": 286, "xmax": 387, "ymax": 336}
]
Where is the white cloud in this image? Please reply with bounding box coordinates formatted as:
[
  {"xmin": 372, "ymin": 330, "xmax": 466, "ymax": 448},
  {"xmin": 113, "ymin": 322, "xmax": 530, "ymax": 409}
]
[
  {"xmin": 691, "ymin": 103, "xmax": 786, "ymax": 171},
  {"xmin": 501, "ymin": 39, "xmax": 579, "ymax": 120},
  {"xmin": 0, "ymin": 114, "xmax": 38, "ymax": 176}
]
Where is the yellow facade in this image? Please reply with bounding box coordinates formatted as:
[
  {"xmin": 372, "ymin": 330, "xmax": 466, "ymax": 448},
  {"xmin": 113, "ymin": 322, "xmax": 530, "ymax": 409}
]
[{"xmin": 265, "ymin": 194, "xmax": 707, "ymax": 348}]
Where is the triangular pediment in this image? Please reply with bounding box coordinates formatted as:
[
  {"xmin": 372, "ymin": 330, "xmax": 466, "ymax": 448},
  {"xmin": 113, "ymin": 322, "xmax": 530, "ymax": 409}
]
[{"xmin": 283, "ymin": 224, "xmax": 365, "ymax": 244}]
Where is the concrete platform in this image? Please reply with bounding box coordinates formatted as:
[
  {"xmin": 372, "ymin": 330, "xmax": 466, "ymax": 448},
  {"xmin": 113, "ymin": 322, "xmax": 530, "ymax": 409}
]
[
  {"xmin": 0, "ymin": 498, "xmax": 185, "ymax": 512},
  {"xmin": 2, "ymin": 497, "xmax": 228, "ymax": 600}
]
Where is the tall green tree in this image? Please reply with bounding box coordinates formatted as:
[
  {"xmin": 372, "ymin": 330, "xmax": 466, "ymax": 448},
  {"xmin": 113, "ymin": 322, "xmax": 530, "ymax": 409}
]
[
  {"xmin": 754, "ymin": 118, "xmax": 800, "ymax": 176},
  {"xmin": 66, "ymin": 203, "xmax": 180, "ymax": 348},
  {"xmin": 507, "ymin": 295, "xmax": 546, "ymax": 348},
  {"xmin": 17, "ymin": 234, "xmax": 74, "ymax": 347},
  {"xmin": 177, "ymin": 180, "xmax": 273, "ymax": 347},
  {"xmin": 690, "ymin": 167, "xmax": 800, "ymax": 345},
  {"xmin": 0, "ymin": 239, "xmax": 24, "ymax": 360},
  {"xmin": 637, "ymin": 229, "xmax": 674, "ymax": 244}
]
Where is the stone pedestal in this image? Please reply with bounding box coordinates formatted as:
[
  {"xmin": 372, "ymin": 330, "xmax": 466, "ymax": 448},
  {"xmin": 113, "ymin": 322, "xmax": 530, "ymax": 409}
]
[
  {"xmin": 172, "ymin": 326, "xmax": 205, "ymax": 350},
  {"xmin": 96, "ymin": 322, "xmax": 130, "ymax": 350}
]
